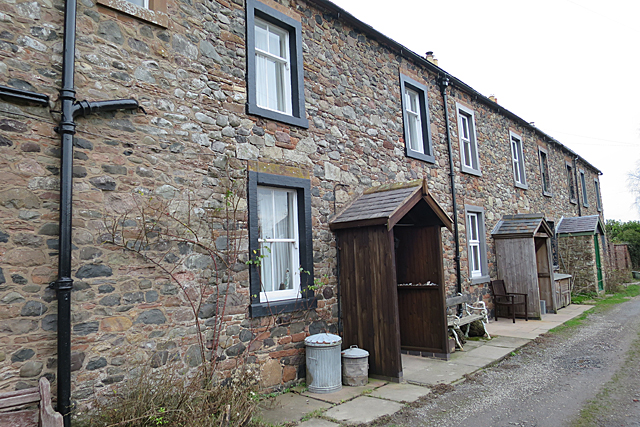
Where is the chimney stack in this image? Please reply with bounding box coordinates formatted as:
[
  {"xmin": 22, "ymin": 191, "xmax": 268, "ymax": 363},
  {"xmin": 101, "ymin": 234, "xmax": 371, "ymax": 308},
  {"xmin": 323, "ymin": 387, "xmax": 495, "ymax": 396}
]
[
  {"xmin": 489, "ymin": 95, "xmax": 498, "ymax": 103},
  {"xmin": 425, "ymin": 51, "xmax": 438, "ymax": 66}
]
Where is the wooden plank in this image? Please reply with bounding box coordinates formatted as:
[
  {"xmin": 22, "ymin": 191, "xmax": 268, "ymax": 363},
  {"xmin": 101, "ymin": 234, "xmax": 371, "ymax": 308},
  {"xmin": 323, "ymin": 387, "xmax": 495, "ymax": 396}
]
[
  {"xmin": 495, "ymin": 237, "xmax": 541, "ymax": 318},
  {"xmin": 0, "ymin": 410, "xmax": 38, "ymax": 427},
  {"xmin": 0, "ymin": 390, "xmax": 39, "ymax": 410},
  {"xmin": 337, "ymin": 226, "xmax": 402, "ymax": 381},
  {"xmin": 39, "ymin": 377, "xmax": 63, "ymax": 427}
]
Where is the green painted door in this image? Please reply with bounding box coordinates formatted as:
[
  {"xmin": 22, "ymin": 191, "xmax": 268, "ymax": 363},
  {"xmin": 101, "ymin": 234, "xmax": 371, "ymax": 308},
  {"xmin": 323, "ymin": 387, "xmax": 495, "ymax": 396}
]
[{"xmin": 594, "ymin": 234, "xmax": 604, "ymax": 291}]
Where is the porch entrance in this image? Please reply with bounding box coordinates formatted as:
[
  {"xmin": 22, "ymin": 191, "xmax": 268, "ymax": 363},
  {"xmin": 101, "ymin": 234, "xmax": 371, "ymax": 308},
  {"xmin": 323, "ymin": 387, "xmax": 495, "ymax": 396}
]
[{"xmin": 330, "ymin": 180, "xmax": 453, "ymax": 381}]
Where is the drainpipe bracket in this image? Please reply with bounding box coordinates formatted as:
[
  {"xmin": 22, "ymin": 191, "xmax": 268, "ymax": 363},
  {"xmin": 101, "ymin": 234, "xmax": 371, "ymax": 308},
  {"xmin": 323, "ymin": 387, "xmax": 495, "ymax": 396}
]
[{"xmin": 50, "ymin": 277, "xmax": 74, "ymax": 291}]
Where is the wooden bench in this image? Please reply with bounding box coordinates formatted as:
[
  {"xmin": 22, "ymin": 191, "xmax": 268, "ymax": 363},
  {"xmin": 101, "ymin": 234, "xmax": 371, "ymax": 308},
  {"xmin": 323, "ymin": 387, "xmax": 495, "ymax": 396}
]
[
  {"xmin": 446, "ymin": 294, "xmax": 491, "ymax": 351},
  {"xmin": 0, "ymin": 377, "xmax": 63, "ymax": 427}
]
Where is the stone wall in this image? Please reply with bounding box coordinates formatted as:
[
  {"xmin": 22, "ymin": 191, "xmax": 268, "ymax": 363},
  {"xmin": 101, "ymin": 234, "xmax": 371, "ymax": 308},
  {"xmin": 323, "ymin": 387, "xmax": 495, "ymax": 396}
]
[{"xmin": 0, "ymin": 0, "xmax": 606, "ymax": 404}]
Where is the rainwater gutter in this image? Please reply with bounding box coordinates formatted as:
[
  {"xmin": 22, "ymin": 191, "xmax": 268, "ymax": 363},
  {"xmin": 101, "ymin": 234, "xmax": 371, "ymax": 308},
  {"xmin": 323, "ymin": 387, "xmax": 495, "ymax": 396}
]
[
  {"xmin": 439, "ymin": 77, "xmax": 462, "ymax": 301},
  {"xmin": 51, "ymin": 1, "xmax": 139, "ymax": 425},
  {"xmin": 0, "ymin": 85, "xmax": 49, "ymax": 106}
]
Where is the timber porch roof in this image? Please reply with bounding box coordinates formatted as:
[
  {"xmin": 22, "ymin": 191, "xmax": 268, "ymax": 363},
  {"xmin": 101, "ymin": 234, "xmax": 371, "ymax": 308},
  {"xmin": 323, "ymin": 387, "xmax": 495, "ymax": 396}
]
[
  {"xmin": 329, "ymin": 179, "xmax": 453, "ymax": 231},
  {"xmin": 491, "ymin": 213, "xmax": 553, "ymax": 239},
  {"xmin": 556, "ymin": 215, "xmax": 605, "ymax": 235}
]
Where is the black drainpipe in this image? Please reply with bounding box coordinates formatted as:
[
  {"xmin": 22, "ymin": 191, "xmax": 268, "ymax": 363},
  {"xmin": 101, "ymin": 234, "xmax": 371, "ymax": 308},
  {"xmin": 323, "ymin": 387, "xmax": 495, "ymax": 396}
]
[
  {"xmin": 0, "ymin": 85, "xmax": 50, "ymax": 106},
  {"xmin": 573, "ymin": 156, "xmax": 582, "ymax": 217},
  {"xmin": 52, "ymin": 1, "xmax": 139, "ymax": 425},
  {"xmin": 439, "ymin": 77, "xmax": 462, "ymax": 300}
]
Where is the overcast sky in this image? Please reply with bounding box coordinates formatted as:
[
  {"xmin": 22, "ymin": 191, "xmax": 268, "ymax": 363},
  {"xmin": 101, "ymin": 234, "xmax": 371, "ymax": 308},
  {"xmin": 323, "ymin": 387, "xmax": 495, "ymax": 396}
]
[{"xmin": 331, "ymin": 0, "xmax": 640, "ymax": 222}]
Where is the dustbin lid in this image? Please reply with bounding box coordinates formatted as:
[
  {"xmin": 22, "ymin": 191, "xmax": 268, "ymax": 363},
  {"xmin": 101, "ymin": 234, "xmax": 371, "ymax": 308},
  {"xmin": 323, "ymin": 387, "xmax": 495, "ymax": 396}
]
[
  {"xmin": 305, "ymin": 333, "xmax": 342, "ymax": 347},
  {"xmin": 342, "ymin": 345, "xmax": 369, "ymax": 358}
]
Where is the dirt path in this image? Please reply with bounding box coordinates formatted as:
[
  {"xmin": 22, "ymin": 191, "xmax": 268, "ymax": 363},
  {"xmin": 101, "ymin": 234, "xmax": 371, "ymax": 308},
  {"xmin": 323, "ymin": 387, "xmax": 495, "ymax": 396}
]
[{"xmin": 370, "ymin": 295, "xmax": 640, "ymax": 427}]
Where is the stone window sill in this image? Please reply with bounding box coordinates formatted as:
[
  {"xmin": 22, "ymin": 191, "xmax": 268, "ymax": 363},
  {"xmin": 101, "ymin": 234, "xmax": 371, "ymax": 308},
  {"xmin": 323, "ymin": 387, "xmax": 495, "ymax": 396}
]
[{"xmin": 97, "ymin": 0, "xmax": 169, "ymax": 28}]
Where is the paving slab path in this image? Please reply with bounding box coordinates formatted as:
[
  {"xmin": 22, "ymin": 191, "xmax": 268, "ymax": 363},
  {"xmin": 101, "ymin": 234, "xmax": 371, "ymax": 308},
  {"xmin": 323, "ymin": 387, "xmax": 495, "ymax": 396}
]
[{"xmin": 373, "ymin": 294, "xmax": 640, "ymax": 427}]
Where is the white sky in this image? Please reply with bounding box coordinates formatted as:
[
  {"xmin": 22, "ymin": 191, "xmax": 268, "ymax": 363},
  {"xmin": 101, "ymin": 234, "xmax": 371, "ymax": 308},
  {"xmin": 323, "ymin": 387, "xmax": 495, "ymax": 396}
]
[{"xmin": 331, "ymin": 0, "xmax": 640, "ymax": 222}]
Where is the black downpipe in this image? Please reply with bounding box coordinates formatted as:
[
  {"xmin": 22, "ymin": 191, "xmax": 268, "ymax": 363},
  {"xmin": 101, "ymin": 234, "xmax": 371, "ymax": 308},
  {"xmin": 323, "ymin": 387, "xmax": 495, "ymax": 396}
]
[
  {"xmin": 439, "ymin": 77, "xmax": 462, "ymax": 301},
  {"xmin": 0, "ymin": 85, "xmax": 49, "ymax": 106},
  {"xmin": 52, "ymin": 1, "xmax": 139, "ymax": 425}
]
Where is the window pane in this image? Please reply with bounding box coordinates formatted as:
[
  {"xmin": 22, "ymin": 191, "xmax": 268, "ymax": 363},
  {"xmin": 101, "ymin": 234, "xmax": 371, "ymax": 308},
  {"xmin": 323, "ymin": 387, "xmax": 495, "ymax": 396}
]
[
  {"xmin": 256, "ymin": 55, "xmax": 269, "ymax": 110},
  {"xmin": 125, "ymin": 0, "xmax": 147, "ymax": 7},
  {"xmin": 265, "ymin": 58, "xmax": 278, "ymax": 110},
  {"xmin": 461, "ymin": 115, "xmax": 469, "ymax": 139},
  {"xmin": 463, "ymin": 140, "xmax": 472, "ymax": 168},
  {"xmin": 274, "ymin": 61, "xmax": 287, "ymax": 112},
  {"xmin": 272, "ymin": 190, "xmax": 292, "ymax": 239},
  {"xmin": 407, "ymin": 114, "xmax": 422, "ymax": 152},
  {"xmin": 255, "ymin": 22, "xmax": 268, "ymax": 51},
  {"xmin": 469, "ymin": 214, "xmax": 478, "ymax": 240},
  {"xmin": 471, "ymin": 245, "xmax": 480, "ymax": 274},
  {"xmin": 261, "ymin": 241, "xmax": 294, "ymax": 292}
]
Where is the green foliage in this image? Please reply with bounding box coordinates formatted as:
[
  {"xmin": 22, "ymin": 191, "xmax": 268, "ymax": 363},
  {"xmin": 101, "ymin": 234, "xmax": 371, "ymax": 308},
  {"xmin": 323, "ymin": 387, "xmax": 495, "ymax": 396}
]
[{"xmin": 606, "ymin": 219, "xmax": 640, "ymax": 269}]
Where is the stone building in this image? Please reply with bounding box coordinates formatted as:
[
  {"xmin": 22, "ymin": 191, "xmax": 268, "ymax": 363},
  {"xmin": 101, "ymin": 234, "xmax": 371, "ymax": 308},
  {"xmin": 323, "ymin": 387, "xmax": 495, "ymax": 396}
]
[{"xmin": 0, "ymin": 0, "xmax": 605, "ymax": 410}]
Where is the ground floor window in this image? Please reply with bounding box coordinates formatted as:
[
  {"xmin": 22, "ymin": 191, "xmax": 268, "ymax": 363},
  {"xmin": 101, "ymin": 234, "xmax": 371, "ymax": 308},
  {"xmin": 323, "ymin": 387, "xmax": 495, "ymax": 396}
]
[
  {"xmin": 248, "ymin": 171, "xmax": 314, "ymax": 317},
  {"xmin": 465, "ymin": 205, "xmax": 489, "ymax": 284}
]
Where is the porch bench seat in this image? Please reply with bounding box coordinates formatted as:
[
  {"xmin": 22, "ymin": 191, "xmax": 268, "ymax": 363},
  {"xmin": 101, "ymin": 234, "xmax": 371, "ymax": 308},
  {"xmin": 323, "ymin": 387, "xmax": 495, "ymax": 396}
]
[
  {"xmin": 446, "ymin": 295, "xmax": 491, "ymax": 351},
  {"xmin": 0, "ymin": 377, "xmax": 63, "ymax": 427}
]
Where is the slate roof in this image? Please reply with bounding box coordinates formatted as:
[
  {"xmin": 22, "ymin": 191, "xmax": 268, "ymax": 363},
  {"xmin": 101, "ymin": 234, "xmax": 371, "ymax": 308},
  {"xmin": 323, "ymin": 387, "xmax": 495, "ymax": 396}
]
[
  {"xmin": 491, "ymin": 214, "xmax": 552, "ymax": 239},
  {"xmin": 556, "ymin": 215, "xmax": 604, "ymax": 235},
  {"xmin": 331, "ymin": 186, "xmax": 418, "ymax": 225},
  {"xmin": 329, "ymin": 180, "xmax": 453, "ymax": 231}
]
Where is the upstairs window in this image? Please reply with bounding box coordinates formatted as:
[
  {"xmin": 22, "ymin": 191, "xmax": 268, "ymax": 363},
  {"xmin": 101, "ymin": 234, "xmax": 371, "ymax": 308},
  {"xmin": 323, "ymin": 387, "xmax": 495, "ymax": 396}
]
[
  {"xmin": 457, "ymin": 103, "xmax": 480, "ymax": 175},
  {"xmin": 594, "ymin": 179, "xmax": 603, "ymax": 211},
  {"xmin": 509, "ymin": 131, "xmax": 527, "ymax": 188},
  {"xmin": 400, "ymin": 74, "xmax": 434, "ymax": 163},
  {"xmin": 580, "ymin": 169, "xmax": 589, "ymax": 207},
  {"xmin": 247, "ymin": 0, "xmax": 308, "ymax": 128},
  {"xmin": 255, "ymin": 19, "xmax": 291, "ymax": 114},
  {"xmin": 566, "ymin": 163, "xmax": 577, "ymax": 203},
  {"xmin": 539, "ymin": 147, "xmax": 551, "ymax": 196}
]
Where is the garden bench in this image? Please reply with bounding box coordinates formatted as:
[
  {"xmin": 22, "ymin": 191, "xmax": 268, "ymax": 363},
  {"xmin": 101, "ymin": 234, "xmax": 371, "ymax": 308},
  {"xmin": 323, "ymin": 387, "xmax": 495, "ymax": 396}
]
[
  {"xmin": 446, "ymin": 294, "xmax": 491, "ymax": 351},
  {"xmin": 0, "ymin": 377, "xmax": 63, "ymax": 427}
]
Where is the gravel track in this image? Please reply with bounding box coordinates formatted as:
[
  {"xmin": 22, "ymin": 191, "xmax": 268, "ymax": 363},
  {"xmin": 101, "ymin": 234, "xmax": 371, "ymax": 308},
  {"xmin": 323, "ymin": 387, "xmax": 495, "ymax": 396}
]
[{"xmin": 371, "ymin": 295, "xmax": 640, "ymax": 427}]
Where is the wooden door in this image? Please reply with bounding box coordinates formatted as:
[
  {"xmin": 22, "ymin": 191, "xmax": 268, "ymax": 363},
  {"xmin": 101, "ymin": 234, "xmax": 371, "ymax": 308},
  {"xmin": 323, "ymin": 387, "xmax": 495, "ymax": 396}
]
[
  {"xmin": 535, "ymin": 237, "xmax": 556, "ymax": 314},
  {"xmin": 594, "ymin": 235, "xmax": 604, "ymax": 291}
]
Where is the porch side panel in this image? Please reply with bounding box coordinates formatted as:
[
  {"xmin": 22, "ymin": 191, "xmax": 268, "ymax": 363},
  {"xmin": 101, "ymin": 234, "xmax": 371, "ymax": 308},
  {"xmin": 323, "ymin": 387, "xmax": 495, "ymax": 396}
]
[
  {"xmin": 337, "ymin": 226, "xmax": 402, "ymax": 381},
  {"xmin": 495, "ymin": 237, "xmax": 541, "ymax": 318}
]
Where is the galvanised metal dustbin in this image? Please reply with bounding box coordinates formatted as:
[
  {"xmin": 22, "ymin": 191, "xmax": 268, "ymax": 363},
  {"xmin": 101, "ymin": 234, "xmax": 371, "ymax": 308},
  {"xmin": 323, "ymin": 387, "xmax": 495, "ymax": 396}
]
[
  {"xmin": 305, "ymin": 333, "xmax": 342, "ymax": 394},
  {"xmin": 341, "ymin": 345, "xmax": 369, "ymax": 386}
]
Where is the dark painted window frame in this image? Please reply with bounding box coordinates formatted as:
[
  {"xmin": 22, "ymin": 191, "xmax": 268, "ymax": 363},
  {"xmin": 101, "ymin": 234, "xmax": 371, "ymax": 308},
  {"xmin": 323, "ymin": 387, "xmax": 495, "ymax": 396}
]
[
  {"xmin": 594, "ymin": 178, "xmax": 603, "ymax": 212},
  {"xmin": 464, "ymin": 205, "xmax": 490, "ymax": 285},
  {"xmin": 399, "ymin": 74, "xmax": 435, "ymax": 164},
  {"xmin": 509, "ymin": 130, "xmax": 528, "ymax": 190},
  {"xmin": 246, "ymin": 0, "xmax": 308, "ymax": 128},
  {"xmin": 538, "ymin": 146, "xmax": 552, "ymax": 197},
  {"xmin": 579, "ymin": 168, "xmax": 589, "ymax": 208},
  {"xmin": 248, "ymin": 171, "xmax": 315, "ymax": 317},
  {"xmin": 456, "ymin": 102, "xmax": 481, "ymax": 176},
  {"xmin": 566, "ymin": 161, "xmax": 577, "ymax": 204}
]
